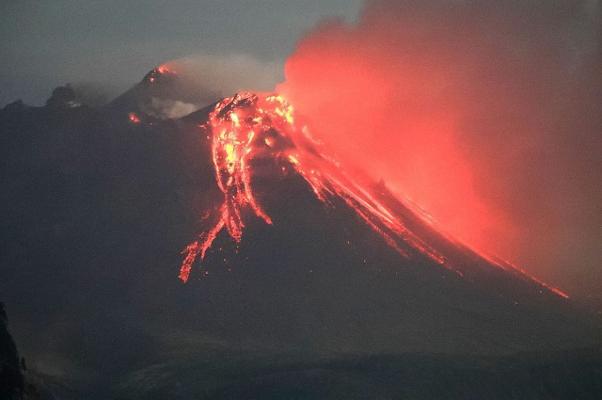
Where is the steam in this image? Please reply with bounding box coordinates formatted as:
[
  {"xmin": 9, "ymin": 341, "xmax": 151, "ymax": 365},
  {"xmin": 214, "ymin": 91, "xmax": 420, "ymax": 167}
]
[
  {"xmin": 167, "ymin": 53, "xmax": 281, "ymax": 100},
  {"xmin": 71, "ymin": 82, "xmax": 118, "ymax": 107},
  {"xmin": 143, "ymin": 98, "xmax": 199, "ymax": 119},
  {"xmin": 278, "ymin": 0, "xmax": 601, "ymax": 299}
]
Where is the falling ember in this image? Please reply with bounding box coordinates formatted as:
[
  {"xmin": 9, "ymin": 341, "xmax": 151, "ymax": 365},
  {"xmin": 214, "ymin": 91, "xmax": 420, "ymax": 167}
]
[
  {"xmin": 128, "ymin": 112, "xmax": 141, "ymax": 124},
  {"xmin": 178, "ymin": 92, "xmax": 569, "ymax": 299}
]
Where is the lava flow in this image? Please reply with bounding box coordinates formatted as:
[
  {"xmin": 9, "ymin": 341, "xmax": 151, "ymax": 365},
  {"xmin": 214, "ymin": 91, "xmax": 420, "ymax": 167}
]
[
  {"xmin": 146, "ymin": 64, "xmax": 176, "ymax": 83},
  {"xmin": 177, "ymin": 92, "xmax": 569, "ymax": 299},
  {"xmin": 179, "ymin": 92, "xmax": 453, "ymax": 282}
]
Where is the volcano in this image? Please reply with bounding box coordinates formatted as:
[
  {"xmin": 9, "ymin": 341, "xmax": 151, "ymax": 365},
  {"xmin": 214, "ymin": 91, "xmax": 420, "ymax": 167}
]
[
  {"xmin": 108, "ymin": 64, "xmax": 216, "ymax": 120},
  {"xmin": 0, "ymin": 68, "xmax": 600, "ymax": 399},
  {"xmin": 178, "ymin": 91, "xmax": 568, "ymax": 296},
  {"xmin": 163, "ymin": 89, "xmax": 596, "ymax": 355}
]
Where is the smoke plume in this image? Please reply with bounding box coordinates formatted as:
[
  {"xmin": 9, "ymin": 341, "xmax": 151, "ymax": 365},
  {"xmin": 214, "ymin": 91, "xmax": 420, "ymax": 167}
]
[
  {"xmin": 167, "ymin": 53, "xmax": 281, "ymax": 101},
  {"xmin": 278, "ymin": 0, "xmax": 602, "ymax": 301}
]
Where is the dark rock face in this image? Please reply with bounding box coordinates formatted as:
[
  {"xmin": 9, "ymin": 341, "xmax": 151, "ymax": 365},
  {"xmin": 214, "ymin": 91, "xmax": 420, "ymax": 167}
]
[{"xmin": 0, "ymin": 302, "xmax": 24, "ymax": 400}]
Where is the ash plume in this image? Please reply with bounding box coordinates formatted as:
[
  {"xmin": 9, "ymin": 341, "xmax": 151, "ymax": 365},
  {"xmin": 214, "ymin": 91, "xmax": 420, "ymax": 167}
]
[
  {"xmin": 278, "ymin": 0, "xmax": 602, "ymax": 302},
  {"xmin": 167, "ymin": 53, "xmax": 281, "ymax": 101}
]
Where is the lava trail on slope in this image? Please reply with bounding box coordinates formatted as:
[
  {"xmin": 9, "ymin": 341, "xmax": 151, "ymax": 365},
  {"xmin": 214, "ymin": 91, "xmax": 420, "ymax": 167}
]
[{"xmin": 178, "ymin": 92, "xmax": 568, "ymax": 300}]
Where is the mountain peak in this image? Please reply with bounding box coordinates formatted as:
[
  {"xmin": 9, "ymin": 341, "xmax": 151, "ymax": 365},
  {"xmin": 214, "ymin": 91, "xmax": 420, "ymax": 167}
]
[
  {"xmin": 141, "ymin": 65, "xmax": 178, "ymax": 85},
  {"xmin": 108, "ymin": 64, "xmax": 212, "ymax": 119}
]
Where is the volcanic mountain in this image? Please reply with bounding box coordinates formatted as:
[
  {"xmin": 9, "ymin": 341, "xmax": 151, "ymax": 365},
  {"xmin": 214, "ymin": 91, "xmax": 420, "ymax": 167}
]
[
  {"xmin": 168, "ymin": 91, "xmax": 594, "ymax": 354},
  {"xmin": 108, "ymin": 64, "xmax": 225, "ymax": 120},
  {"xmin": 0, "ymin": 67, "xmax": 600, "ymax": 398}
]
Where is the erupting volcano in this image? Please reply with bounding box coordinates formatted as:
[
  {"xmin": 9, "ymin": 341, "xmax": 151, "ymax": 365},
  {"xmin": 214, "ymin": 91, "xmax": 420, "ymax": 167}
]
[
  {"xmin": 3, "ymin": 0, "xmax": 601, "ymax": 396},
  {"xmin": 2, "ymin": 63, "xmax": 599, "ymax": 399},
  {"xmin": 178, "ymin": 91, "xmax": 568, "ymax": 300}
]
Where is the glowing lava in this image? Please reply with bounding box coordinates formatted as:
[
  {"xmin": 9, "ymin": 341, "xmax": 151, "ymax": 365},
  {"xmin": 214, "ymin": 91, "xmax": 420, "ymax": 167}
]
[
  {"xmin": 177, "ymin": 92, "xmax": 568, "ymax": 300},
  {"xmin": 180, "ymin": 92, "xmax": 451, "ymax": 282},
  {"xmin": 147, "ymin": 64, "xmax": 176, "ymax": 83},
  {"xmin": 128, "ymin": 112, "xmax": 141, "ymax": 124}
]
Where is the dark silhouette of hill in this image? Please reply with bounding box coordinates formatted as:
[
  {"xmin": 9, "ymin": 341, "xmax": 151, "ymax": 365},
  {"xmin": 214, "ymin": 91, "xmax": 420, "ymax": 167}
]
[
  {"xmin": 1, "ymin": 303, "xmax": 64, "ymax": 400},
  {"xmin": 1, "ymin": 302, "xmax": 24, "ymax": 399}
]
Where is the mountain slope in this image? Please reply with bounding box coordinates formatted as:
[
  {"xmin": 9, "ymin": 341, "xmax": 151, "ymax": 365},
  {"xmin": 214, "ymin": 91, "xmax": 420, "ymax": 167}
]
[{"xmin": 164, "ymin": 92, "xmax": 596, "ymax": 355}]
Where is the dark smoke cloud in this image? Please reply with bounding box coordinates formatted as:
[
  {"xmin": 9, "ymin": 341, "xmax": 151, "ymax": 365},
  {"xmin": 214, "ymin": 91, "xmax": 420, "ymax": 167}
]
[{"xmin": 279, "ymin": 0, "xmax": 602, "ymax": 303}]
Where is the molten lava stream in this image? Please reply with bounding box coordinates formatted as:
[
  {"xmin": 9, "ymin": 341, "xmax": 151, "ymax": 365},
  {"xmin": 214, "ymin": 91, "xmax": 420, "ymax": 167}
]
[
  {"xmin": 179, "ymin": 92, "xmax": 448, "ymax": 281},
  {"xmin": 177, "ymin": 92, "xmax": 569, "ymax": 300}
]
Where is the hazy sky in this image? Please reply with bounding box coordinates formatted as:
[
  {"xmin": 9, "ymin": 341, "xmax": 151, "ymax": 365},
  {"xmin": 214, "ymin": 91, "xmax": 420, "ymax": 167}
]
[{"xmin": 0, "ymin": 0, "xmax": 362, "ymax": 106}]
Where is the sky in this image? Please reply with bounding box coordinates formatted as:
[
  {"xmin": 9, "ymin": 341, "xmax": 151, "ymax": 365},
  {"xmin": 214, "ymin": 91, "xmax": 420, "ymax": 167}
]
[{"xmin": 0, "ymin": 0, "xmax": 362, "ymax": 106}]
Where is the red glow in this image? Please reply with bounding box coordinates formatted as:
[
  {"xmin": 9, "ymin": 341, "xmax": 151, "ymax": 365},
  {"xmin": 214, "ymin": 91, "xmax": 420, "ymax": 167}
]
[
  {"xmin": 157, "ymin": 65, "xmax": 171, "ymax": 74},
  {"xmin": 178, "ymin": 92, "xmax": 568, "ymax": 299},
  {"xmin": 179, "ymin": 92, "xmax": 455, "ymax": 282},
  {"xmin": 128, "ymin": 112, "xmax": 141, "ymax": 124},
  {"xmin": 276, "ymin": 38, "xmax": 495, "ymax": 252},
  {"xmin": 273, "ymin": 8, "xmax": 598, "ymax": 299}
]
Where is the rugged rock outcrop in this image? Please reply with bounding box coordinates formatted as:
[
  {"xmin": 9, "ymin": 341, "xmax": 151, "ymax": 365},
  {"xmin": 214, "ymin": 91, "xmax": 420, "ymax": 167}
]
[{"xmin": 1, "ymin": 302, "xmax": 24, "ymax": 399}]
